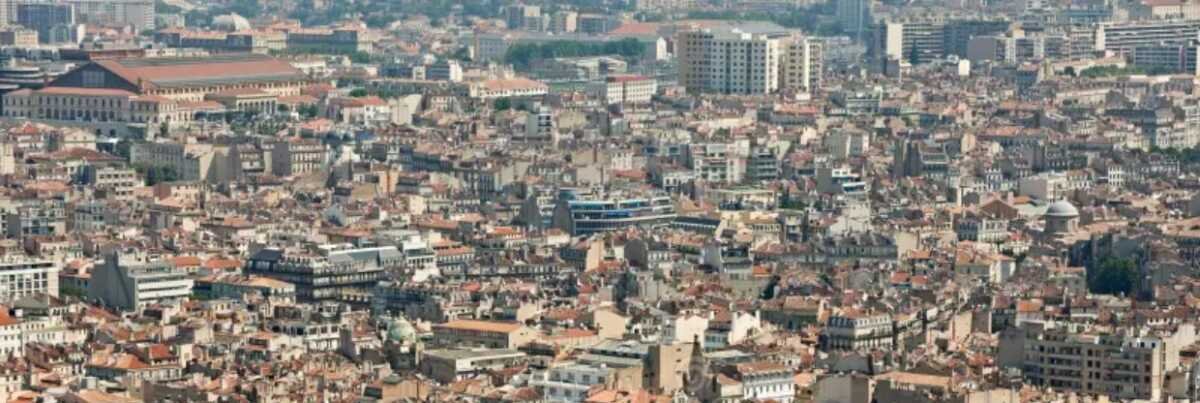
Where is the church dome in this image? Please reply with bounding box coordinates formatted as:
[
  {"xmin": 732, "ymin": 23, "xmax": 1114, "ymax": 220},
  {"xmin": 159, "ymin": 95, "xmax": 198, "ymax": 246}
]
[
  {"xmin": 213, "ymin": 14, "xmax": 251, "ymax": 32},
  {"xmin": 387, "ymin": 317, "xmax": 416, "ymax": 343},
  {"xmin": 1045, "ymin": 200, "xmax": 1079, "ymax": 217}
]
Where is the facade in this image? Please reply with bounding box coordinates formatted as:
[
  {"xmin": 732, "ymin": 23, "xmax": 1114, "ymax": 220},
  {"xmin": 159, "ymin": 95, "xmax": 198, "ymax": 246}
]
[
  {"xmin": 271, "ymin": 138, "xmax": 326, "ymax": 177},
  {"xmin": 66, "ymin": 0, "xmax": 154, "ymax": 31},
  {"xmin": 1001, "ymin": 321, "xmax": 1194, "ymax": 401},
  {"xmin": 284, "ymin": 27, "xmax": 373, "ymax": 54},
  {"xmin": 677, "ymin": 27, "xmax": 781, "ymax": 95},
  {"xmin": 837, "ymin": 0, "xmax": 872, "ymax": 42},
  {"xmin": 602, "ymin": 75, "xmax": 657, "ymax": 105},
  {"xmin": 4, "ymin": 199, "xmax": 65, "ymax": 240},
  {"xmin": 552, "ymin": 192, "xmax": 677, "ymax": 236},
  {"xmin": 467, "ymin": 78, "xmax": 548, "ymax": 99},
  {"xmin": 420, "ymin": 349, "xmax": 527, "ymax": 383},
  {"xmin": 244, "ymin": 245, "xmax": 400, "ymax": 302},
  {"xmin": 88, "ymin": 254, "xmax": 194, "ymax": 311},
  {"xmin": 16, "ymin": 3, "xmax": 76, "ymax": 44},
  {"xmin": 0, "ymin": 27, "xmax": 36, "ymax": 46},
  {"xmin": 822, "ymin": 312, "xmax": 894, "ymax": 351},
  {"xmin": 1097, "ymin": 21, "xmax": 1200, "ymax": 55},
  {"xmin": 531, "ymin": 361, "xmax": 640, "ymax": 402},
  {"xmin": 955, "ymin": 213, "xmax": 1009, "ymax": 243},
  {"xmin": 874, "ymin": 19, "xmax": 946, "ymax": 65},
  {"xmin": 720, "ymin": 362, "xmax": 795, "ymax": 403},
  {"xmin": 0, "ymin": 257, "xmax": 59, "ymax": 301},
  {"xmin": 781, "ymin": 34, "xmax": 823, "ymax": 94}
]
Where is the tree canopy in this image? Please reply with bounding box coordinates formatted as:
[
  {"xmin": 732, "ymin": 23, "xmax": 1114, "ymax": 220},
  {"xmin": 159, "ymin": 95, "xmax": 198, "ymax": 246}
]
[
  {"xmin": 504, "ymin": 38, "xmax": 645, "ymax": 70},
  {"xmin": 1088, "ymin": 257, "xmax": 1138, "ymax": 296}
]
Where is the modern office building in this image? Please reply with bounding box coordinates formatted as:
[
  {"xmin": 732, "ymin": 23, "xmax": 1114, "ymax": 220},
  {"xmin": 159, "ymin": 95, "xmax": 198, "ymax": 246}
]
[
  {"xmin": 245, "ymin": 244, "xmax": 401, "ymax": 302},
  {"xmin": 16, "ymin": 3, "xmax": 75, "ymax": 44},
  {"xmin": 552, "ymin": 190, "xmax": 677, "ymax": 236},
  {"xmin": 1097, "ymin": 21, "xmax": 1200, "ymax": 55},
  {"xmin": 676, "ymin": 27, "xmax": 781, "ymax": 95},
  {"xmin": 88, "ymin": 253, "xmax": 194, "ymax": 311},
  {"xmin": 873, "ymin": 19, "xmax": 946, "ymax": 65},
  {"xmin": 836, "ymin": 0, "xmax": 871, "ymax": 42}
]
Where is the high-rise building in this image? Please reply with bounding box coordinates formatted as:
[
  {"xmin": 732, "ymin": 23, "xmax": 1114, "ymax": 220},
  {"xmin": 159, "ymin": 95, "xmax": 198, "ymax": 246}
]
[
  {"xmin": 873, "ymin": 19, "xmax": 946, "ymax": 65},
  {"xmin": 64, "ymin": 0, "xmax": 154, "ymax": 31},
  {"xmin": 550, "ymin": 10, "xmax": 577, "ymax": 33},
  {"xmin": 836, "ymin": 0, "xmax": 871, "ymax": 42},
  {"xmin": 676, "ymin": 27, "xmax": 781, "ymax": 95},
  {"xmin": 0, "ymin": 0, "xmax": 11, "ymax": 26},
  {"xmin": 1097, "ymin": 20, "xmax": 1200, "ymax": 56},
  {"xmin": 781, "ymin": 34, "xmax": 823, "ymax": 94},
  {"xmin": 16, "ymin": 3, "xmax": 75, "ymax": 43},
  {"xmin": 504, "ymin": 4, "xmax": 540, "ymax": 31}
]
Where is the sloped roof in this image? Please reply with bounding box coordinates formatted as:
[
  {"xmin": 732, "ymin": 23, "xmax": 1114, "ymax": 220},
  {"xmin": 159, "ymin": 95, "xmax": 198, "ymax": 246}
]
[{"xmin": 88, "ymin": 54, "xmax": 306, "ymax": 90}]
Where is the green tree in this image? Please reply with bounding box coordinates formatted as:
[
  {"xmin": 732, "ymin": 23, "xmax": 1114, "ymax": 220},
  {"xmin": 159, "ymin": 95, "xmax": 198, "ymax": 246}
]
[
  {"xmin": 504, "ymin": 38, "xmax": 646, "ymax": 70},
  {"xmin": 493, "ymin": 97, "xmax": 512, "ymax": 111},
  {"xmin": 135, "ymin": 163, "xmax": 179, "ymax": 186},
  {"xmin": 349, "ymin": 88, "xmax": 369, "ymax": 97},
  {"xmin": 1088, "ymin": 257, "xmax": 1139, "ymax": 295}
]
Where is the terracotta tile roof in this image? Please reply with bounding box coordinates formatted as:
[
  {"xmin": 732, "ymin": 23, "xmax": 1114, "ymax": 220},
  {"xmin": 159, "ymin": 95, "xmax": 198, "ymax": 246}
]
[
  {"xmin": 435, "ymin": 319, "xmax": 523, "ymax": 333},
  {"xmin": 88, "ymin": 54, "xmax": 305, "ymax": 91}
]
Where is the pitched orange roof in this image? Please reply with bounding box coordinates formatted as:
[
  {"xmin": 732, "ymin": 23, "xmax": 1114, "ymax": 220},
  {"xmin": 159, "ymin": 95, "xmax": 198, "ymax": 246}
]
[{"xmin": 435, "ymin": 319, "xmax": 523, "ymax": 333}]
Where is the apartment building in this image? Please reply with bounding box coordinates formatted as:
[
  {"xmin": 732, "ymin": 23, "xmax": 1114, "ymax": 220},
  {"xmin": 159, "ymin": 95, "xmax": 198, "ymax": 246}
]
[
  {"xmin": 718, "ymin": 362, "xmax": 795, "ymax": 403},
  {"xmin": 874, "ymin": 19, "xmax": 946, "ymax": 65},
  {"xmin": 271, "ymin": 138, "xmax": 326, "ymax": 177},
  {"xmin": 999, "ymin": 321, "xmax": 1196, "ymax": 401},
  {"xmin": 531, "ymin": 361, "xmax": 642, "ymax": 402},
  {"xmin": 80, "ymin": 166, "xmax": 138, "ymax": 200},
  {"xmin": 67, "ymin": 0, "xmax": 155, "ymax": 31},
  {"xmin": 4, "ymin": 199, "xmax": 65, "ymax": 240},
  {"xmin": 88, "ymin": 254, "xmax": 194, "ymax": 311},
  {"xmin": 130, "ymin": 142, "xmax": 237, "ymax": 183},
  {"xmin": 0, "ymin": 256, "xmax": 60, "ymax": 301},
  {"xmin": 1097, "ymin": 21, "xmax": 1200, "ymax": 55},
  {"xmin": 676, "ymin": 27, "xmax": 781, "ymax": 95},
  {"xmin": 822, "ymin": 312, "xmax": 894, "ymax": 351},
  {"xmin": 601, "ymin": 75, "xmax": 657, "ymax": 105},
  {"xmin": 245, "ymin": 245, "xmax": 400, "ymax": 302},
  {"xmin": 781, "ymin": 34, "xmax": 823, "ymax": 94}
]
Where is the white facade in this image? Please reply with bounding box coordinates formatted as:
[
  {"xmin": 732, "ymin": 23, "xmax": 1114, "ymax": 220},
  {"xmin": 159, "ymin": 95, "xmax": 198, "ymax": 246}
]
[
  {"xmin": 0, "ymin": 257, "xmax": 59, "ymax": 301},
  {"xmin": 602, "ymin": 75, "xmax": 657, "ymax": 104},
  {"xmin": 531, "ymin": 362, "xmax": 616, "ymax": 402},
  {"xmin": 677, "ymin": 28, "xmax": 781, "ymax": 95}
]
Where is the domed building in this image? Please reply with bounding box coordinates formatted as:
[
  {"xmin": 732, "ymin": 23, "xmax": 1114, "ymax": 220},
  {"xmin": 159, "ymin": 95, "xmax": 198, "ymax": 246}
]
[
  {"xmin": 213, "ymin": 14, "xmax": 251, "ymax": 32},
  {"xmin": 1044, "ymin": 200, "xmax": 1079, "ymax": 234},
  {"xmin": 387, "ymin": 316, "xmax": 417, "ymax": 344}
]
